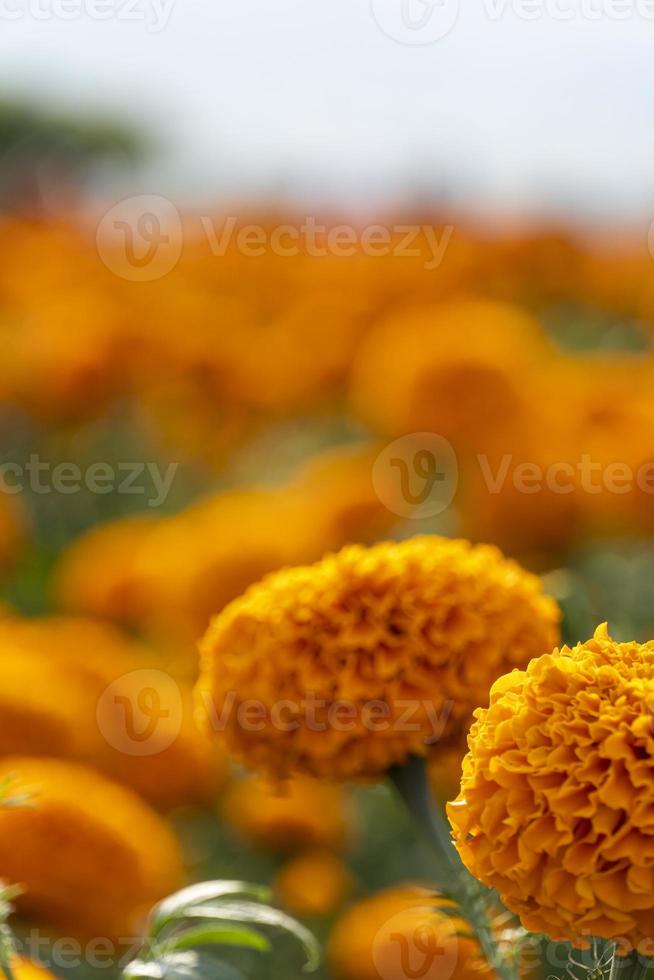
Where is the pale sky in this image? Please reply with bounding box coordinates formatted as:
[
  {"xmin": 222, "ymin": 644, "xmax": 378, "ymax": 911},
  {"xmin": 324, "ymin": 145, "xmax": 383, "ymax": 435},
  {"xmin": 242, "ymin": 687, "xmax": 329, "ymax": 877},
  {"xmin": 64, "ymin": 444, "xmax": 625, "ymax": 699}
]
[{"xmin": 0, "ymin": 0, "xmax": 653, "ymax": 220}]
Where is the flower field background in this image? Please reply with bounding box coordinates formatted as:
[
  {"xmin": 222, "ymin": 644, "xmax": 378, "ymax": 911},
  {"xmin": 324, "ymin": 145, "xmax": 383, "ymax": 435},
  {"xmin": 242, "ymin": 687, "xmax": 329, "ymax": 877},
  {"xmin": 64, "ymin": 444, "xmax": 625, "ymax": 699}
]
[{"xmin": 3, "ymin": 211, "xmax": 654, "ymax": 980}]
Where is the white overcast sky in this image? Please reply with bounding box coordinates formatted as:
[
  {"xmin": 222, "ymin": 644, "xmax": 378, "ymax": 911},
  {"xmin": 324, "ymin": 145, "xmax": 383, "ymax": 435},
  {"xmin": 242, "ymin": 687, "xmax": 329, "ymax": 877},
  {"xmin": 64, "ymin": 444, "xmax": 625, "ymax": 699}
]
[{"xmin": 0, "ymin": 0, "xmax": 653, "ymax": 220}]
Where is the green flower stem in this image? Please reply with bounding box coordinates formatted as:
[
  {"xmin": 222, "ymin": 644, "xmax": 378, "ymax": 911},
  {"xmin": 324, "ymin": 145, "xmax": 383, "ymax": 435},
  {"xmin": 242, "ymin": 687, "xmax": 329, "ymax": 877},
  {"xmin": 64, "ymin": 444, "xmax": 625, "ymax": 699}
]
[{"xmin": 389, "ymin": 756, "xmax": 517, "ymax": 980}]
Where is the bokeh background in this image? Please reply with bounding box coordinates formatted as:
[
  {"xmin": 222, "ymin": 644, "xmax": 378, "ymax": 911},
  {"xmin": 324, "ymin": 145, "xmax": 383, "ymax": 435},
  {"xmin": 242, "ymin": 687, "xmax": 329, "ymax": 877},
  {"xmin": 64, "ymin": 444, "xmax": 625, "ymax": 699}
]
[{"xmin": 2, "ymin": 3, "xmax": 654, "ymax": 979}]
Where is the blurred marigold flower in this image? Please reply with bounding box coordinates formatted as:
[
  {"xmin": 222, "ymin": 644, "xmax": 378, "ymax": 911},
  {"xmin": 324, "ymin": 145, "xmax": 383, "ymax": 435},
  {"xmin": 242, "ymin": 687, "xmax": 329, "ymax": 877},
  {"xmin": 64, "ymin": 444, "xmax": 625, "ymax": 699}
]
[
  {"xmin": 0, "ymin": 757, "xmax": 184, "ymax": 940},
  {"xmin": 50, "ymin": 514, "xmax": 160, "ymax": 627},
  {"xmin": 285, "ymin": 443, "xmax": 397, "ymax": 554},
  {"xmin": 197, "ymin": 536, "xmax": 560, "ymax": 781},
  {"xmin": 0, "ymin": 289, "xmax": 127, "ymax": 424},
  {"xmin": 12, "ymin": 958, "xmax": 57, "ymax": 980},
  {"xmin": 327, "ymin": 885, "xmax": 492, "ymax": 980},
  {"xmin": 220, "ymin": 775, "xmax": 351, "ymax": 853},
  {"xmin": 0, "ymin": 615, "xmax": 226, "ymax": 808},
  {"xmin": 274, "ymin": 849, "xmax": 355, "ymax": 918},
  {"xmin": 132, "ymin": 489, "xmax": 301, "ymax": 647},
  {"xmin": 448, "ymin": 623, "xmax": 654, "ymax": 952},
  {"xmin": 428, "ymin": 742, "xmax": 467, "ymax": 806},
  {"xmin": 349, "ymin": 299, "xmax": 555, "ymax": 451}
]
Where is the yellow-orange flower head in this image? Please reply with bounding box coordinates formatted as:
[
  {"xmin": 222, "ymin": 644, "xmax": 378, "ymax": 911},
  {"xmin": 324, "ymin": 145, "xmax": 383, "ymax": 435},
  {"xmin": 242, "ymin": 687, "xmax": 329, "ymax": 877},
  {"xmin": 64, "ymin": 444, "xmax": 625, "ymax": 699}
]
[
  {"xmin": 327, "ymin": 885, "xmax": 493, "ymax": 980},
  {"xmin": 220, "ymin": 775, "xmax": 352, "ymax": 853},
  {"xmin": 198, "ymin": 536, "xmax": 559, "ymax": 781},
  {"xmin": 0, "ymin": 757, "xmax": 183, "ymax": 941},
  {"xmin": 449, "ymin": 624, "xmax": 654, "ymax": 951},
  {"xmin": 275, "ymin": 850, "xmax": 355, "ymax": 918}
]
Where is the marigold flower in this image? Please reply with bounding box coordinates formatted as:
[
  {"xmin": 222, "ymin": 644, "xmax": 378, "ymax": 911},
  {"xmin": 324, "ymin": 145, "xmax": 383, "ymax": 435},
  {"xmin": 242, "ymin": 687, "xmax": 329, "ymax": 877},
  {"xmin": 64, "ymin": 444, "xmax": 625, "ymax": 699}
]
[
  {"xmin": 0, "ymin": 757, "xmax": 184, "ymax": 940},
  {"xmin": 0, "ymin": 615, "xmax": 225, "ymax": 808},
  {"xmin": 50, "ymin": 514, "xmax": 160, "ymax": 626},
  {"xmin": 448, "ymin": 623, "xmax": 654, "ymax": 951},
  {"xmin": 286, "ymin": 444, "xmax": 397, "ymax": 555},
  {"xmin": 220, "ymin": 775, "xmax": 351, "ymax": 853},
  {"xmin": 327, "ymin": 885, "xmax": 492, "ymax": 980},
  {"xmin": 428, "ymin": 742, "xmax": 467, "ymax": 805},
  {"xmin": 12, "ymin": 958, "xmax": 56, "ymax": 980},
  {"xmin": 0, "ymin": 289, "xmax": 126, "ymax": 423},
  {"xmin": 198, "ymin": 536, "xmax": 560, "ymax": 781},
  {"xmin": 349, "ymin": 299, "xmax": 555, "ymax": 450},
  {"xmin": 133, "ymin": 488, "xmax": 302, "ymax": 646},
  {"xmin": 275, "ymin": 850, "xmax": 355, "ymax": 918}
]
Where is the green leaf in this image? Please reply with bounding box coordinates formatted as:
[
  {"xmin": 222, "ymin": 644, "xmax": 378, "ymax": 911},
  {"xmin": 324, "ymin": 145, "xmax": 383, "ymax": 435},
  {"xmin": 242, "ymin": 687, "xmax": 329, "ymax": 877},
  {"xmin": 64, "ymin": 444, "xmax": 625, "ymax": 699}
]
[
  {"xmin": 149, "ymin": 882, "xmax": 272, "ymax": 937},
  {"xmin": 162, "ymin": 925, "xmax": 271, "ymax": 956},
  {"xmin": 183, "ymin": 901, "xmax": 320, "ymax": 972},
  {"xmin": 123, "ymin": 951, "xmax": 245, "ymax": 980}
]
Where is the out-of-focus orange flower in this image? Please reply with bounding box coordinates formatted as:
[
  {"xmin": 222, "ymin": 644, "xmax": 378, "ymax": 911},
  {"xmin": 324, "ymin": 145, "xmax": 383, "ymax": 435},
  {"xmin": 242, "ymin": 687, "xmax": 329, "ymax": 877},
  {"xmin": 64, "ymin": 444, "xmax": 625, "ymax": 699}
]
[
  {"xmin": 0, "ymin": 615, "xmax": 226, "ymax": 808},
  {"xmin": 457, "ymin": 396, "xmax": 582, "ymax": 564},
  {"xmin": 275, "ymin": 850, "xmax": 355, "ymax": 918},
  {"xmin": 428, "ymin": 741, "xmax": 467, "ymax": 805},
  {"xmin": 220, "ymin": 775, "xmax": 351, "ymax": 853},
  {"xmin": 132, "ymin": 488, "xmax": 301, "ymax": 647},
  {"xmin": 12, "ymin": 958, "xmax": 57, "ymax": 980},
  {"xmin": 473, "ymin": 226, "xmax": 586, "ymax": 306},
  {"xmin": 286, "ymin": 443, "xmax": 396, "ymax": 555},
  {"xmin": 328, "ymin": 885, "xmax": 493, "ymax": 980},
  {"xmin": 0, "ymin": 289, "xmax": 127, "ymax": 423},
  {"xmin": 350, "ymin": 299, "xmax": 556, "ymax": 453},
  {"xmin": 563, "ymin": 356, "xmax": 654, "ymax": 537},
  {"xmin": 51, "ymin": 514, "xmax": 160, "ymax": 626},
  {"xmin": 198, "ymin": 536, "xmax": 560, "ymax": 781},
  {"xmin": 0, "ymin": 757, "xmax": 184, "ymax": 940}
]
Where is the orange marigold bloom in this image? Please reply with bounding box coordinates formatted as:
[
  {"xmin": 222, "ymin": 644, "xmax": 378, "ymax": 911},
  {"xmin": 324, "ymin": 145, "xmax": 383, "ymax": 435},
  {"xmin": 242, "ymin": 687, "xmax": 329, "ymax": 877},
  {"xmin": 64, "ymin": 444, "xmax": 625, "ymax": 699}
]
[
  {"xmin": 50, "ymin": 514, "xmax": 160, "ymax": 626},
  {"xmin": 220, "ymin": 775, "xmax": 351, "ymax": 853},
  {"xmin": 449, "ymin": 624, "xmax": 654, "ymax": 951},
  {"xmin": 428, "ymin": 741, "xmax": 467, "ymax": 805},
  {"xmin": 275, "ymin": 850, "xmax": 355, "ymax": 918},
  {"xmin": 133, "ymin": 488, "xmax": 304, "ymax": 647},
  {"xmin": 0, "ymin": 615, "xmax": 225, "ymax": 808},
  {"xmin": 12, "ymin": 958, "xmax": 57, "ymax": 980},
  {"xmin": 327, "ymin": 885, "xmax": 492, "ymax": 980},
  {"xmin": 198, "ymin": 536, "xmax": 560, "ymax": 781},
  {"xmin": 349, "ymin": 299, "xmax": 555, "ymax": 451},
  {"xmin": 0, "ymin": 757, "xmax": 184, "ymax": 940},
  {"xmin": 286, "ymin": 443, "xmax": 397, "ymax": 555}
]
